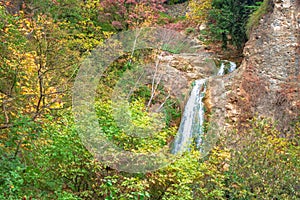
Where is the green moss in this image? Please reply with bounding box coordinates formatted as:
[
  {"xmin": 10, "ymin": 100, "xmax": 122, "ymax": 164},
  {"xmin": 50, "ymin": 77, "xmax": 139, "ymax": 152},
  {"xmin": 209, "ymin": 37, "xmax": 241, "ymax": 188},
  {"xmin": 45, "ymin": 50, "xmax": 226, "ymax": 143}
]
[
  {"xmin": 159, "ymin": 12, "xmax": 173, "ymax": 20},
  {"xmin": 246, "ymin": 0, "xmax": 274, "ymax": 38}
]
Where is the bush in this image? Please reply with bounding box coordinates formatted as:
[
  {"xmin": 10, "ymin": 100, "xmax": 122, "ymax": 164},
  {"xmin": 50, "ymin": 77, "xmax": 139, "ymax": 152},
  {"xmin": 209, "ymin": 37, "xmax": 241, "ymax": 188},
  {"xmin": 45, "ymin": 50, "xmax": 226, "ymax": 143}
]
[{"xmin": 223, "ymin": 118, "xmax": 300, "ymax": 199}]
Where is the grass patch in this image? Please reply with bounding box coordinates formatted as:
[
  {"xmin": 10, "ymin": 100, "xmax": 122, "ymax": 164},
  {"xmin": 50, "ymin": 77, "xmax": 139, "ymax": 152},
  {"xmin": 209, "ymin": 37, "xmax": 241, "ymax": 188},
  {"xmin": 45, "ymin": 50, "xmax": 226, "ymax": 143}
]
[{"xmin": 246, "ymin": 0, "xmax": 274, "ymax": 38}]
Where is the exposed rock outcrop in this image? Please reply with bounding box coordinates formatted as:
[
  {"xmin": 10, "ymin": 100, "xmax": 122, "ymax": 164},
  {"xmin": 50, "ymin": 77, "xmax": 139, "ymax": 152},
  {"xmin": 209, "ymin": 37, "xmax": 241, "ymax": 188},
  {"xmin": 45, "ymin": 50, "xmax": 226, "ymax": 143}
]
[
  {"xmin": 208, "ymin": 0, "xmax": 300, "ymax": 133},
  {"xmin": 150, "ymin": 50, "xmax": 215, "ymax": 109}
]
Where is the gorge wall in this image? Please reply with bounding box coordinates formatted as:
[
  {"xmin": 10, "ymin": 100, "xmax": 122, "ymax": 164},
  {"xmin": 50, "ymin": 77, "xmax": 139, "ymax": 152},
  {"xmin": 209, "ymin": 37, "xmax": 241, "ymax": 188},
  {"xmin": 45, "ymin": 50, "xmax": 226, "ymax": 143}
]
[{"xmin": 208, "ymin": 0, "xmax": 300, "ymax": 133}]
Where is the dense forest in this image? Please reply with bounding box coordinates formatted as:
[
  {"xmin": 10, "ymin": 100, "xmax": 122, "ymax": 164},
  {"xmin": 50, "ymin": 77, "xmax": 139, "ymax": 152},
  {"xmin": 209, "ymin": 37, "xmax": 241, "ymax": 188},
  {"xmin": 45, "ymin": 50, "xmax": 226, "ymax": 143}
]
[{"xmin": 0, "ymin": 0, "xmax": 299, "ymax": 199}]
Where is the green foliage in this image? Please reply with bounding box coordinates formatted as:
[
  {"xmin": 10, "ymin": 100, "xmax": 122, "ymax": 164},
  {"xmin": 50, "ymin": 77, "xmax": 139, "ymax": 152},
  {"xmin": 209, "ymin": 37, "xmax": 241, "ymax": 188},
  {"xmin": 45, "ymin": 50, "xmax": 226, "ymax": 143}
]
[
  {"xmin": 0, "ymin": 5, "xmax": 27, "ymax": 98},
  {"xmin": 223, "ymin": 118, "xmax": 300, "ymax": 199},
  {"xmin": 146, "ymin": 147, "xmax": 230, "ymax": 199},
  {"xmin": 0, "ymin": 114, "xmax": 91, "ymax": 199},
  {"xmin": 95, "ymin": 97, "xmax": 177, "ymax": 153},
  {"xmin": 165, "ymin": 0, "xmax": 188, "ymax": 5},
  {"xmin": 185, "ymin": 27, "xmax": 195, "ymax": 34},
  {"xmin": 208, "ymin": 0, "xmax": 262, "ymax": 50},
  {"xmin": 162, "ymin": 43, "xmax": 185, "ymax": 54},
  {"xmin": 21, "ymin": 0, "xmax": 109, "ymax": 52},
  {"xmin": 0, "ymin": 1, "xmax": 299, "ymax": 200},
  {"xmin": 29, "ymin": 0, "xmax": 83, "ymax": 22},
  {"xmin": 0, "ymin": 116, "xmax": 39, "ymax": 199}
]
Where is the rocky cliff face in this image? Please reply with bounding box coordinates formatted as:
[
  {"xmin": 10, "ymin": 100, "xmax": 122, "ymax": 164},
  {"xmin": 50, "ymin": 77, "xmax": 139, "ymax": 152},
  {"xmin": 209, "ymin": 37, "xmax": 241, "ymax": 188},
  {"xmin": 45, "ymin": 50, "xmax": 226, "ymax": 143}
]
[{"xmin": 208, "ymin": 0, "xmax": 300, "ymax": 133}]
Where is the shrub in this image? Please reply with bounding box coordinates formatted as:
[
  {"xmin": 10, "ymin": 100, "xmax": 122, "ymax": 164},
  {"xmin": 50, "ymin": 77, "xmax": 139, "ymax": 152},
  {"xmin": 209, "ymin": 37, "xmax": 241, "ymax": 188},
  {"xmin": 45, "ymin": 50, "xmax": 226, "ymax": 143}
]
[{"xmin": 223, "ymin": 118, "xmax": 300, "ymax": 199}]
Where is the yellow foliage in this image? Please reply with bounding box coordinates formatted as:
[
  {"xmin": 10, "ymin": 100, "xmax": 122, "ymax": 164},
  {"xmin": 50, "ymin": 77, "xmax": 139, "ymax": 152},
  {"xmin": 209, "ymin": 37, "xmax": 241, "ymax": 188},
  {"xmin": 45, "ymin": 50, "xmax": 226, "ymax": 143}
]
[
  {"xmin": 186, "ymin": 0, "xmax": 212, "ymax": 23},
  {"xmin": 0, "ymin": 11, "xmax": 81, "ymax": 122}
]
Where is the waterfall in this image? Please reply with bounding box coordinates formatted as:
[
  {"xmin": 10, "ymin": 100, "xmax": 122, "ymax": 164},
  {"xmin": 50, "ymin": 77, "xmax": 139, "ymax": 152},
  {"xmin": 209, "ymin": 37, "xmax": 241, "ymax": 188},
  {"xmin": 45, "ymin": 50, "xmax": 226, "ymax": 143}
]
[
  {"xmin": 217, "ymin": 63, "xmax": 225, "ymax": 76},
  {"xmin": 229, "ymin": 61, "xmax": 236, "ymax": 73},
  {"xmin": 171, "ymin": 79, "xmax": 207, "ymax": 154},
  {"xmin": 172, "ymin": 61, "xmax": 236, "ymax": 154}
]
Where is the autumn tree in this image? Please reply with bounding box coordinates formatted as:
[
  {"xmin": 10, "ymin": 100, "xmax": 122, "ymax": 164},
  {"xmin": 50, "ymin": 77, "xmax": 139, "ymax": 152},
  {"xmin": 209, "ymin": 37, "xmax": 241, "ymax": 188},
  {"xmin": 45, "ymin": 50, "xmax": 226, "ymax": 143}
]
[{"xmin": 99, "ymin": 0, "xmax": 166, "ymax": 31}]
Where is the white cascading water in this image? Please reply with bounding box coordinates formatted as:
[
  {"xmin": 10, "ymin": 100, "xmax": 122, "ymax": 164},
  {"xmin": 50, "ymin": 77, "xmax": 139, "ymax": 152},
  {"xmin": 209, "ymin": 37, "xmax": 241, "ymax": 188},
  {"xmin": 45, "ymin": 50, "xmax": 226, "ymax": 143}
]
[
  {"xmin": 171, "ymin": 79, "xmax": 207, "ymax": 154},
  {"xmin": 229, "ymin": 61, "xmax": 236, "ymax": 73},
  {"xmin": 172, "ymin": 61, "xmax": 236, "ymax": 154},
  {"xmin": 217, "ymin": 62, "xmax": 225, "ymax": 76}
]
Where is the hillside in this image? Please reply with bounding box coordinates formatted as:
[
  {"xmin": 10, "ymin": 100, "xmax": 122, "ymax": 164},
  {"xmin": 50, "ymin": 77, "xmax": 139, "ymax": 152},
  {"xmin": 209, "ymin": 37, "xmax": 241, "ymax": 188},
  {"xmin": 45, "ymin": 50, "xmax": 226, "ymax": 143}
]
[{"xmin": 0, "ymin": 0, "xmax": 299, "ymax": 199}]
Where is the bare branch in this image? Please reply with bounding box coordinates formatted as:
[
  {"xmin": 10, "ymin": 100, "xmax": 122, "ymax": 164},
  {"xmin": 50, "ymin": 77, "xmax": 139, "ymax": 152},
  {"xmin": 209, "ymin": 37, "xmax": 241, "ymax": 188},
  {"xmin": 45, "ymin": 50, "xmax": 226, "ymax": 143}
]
[
  {"xmin": 35, "ymin": 38, "xmax": 45, "ymax": 115},
  {"xmin": 2, "ymin": 101, "xmax": 9, "ymax": 124},
  {"xmin": 0, "ymin": 123, "xmax": 13, "ymax": 129},
  {"xmin": 147, "ymin": 57, "xmax": 161, "ymax": 108},
  {"xmin": 156, "ymin": 93, "xmax": 170, "ymax": 112},
  {"xmin": 130, "ymin": 29, "xmax": 142, "ymax": 60}
]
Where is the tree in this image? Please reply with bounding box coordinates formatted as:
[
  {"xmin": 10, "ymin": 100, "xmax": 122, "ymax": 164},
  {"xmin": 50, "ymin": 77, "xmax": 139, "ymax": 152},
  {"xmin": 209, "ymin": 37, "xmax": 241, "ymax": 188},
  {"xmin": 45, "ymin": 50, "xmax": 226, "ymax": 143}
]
[
  {"xmin": 208, "ymin": 0, "xmax": 261, "ymax": 50},
  {"xmin": 98, "ymin": 0, "xmax": 166, "ymax": 31}
]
